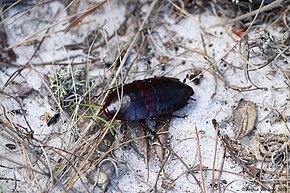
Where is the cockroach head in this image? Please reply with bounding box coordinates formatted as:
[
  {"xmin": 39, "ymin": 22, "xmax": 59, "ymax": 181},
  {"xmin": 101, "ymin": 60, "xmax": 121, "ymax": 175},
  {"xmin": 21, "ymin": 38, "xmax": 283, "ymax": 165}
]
[{"xmin": 103, "ymin": 94, "xmax": 131, "ymax": 120}]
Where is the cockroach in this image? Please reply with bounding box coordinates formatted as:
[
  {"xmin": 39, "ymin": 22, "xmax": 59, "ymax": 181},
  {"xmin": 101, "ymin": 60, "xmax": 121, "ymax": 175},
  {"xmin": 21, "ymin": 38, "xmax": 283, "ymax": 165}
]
[{"xmin": 103, "ymin": 77, "xmax": 194, "ymax": 121}]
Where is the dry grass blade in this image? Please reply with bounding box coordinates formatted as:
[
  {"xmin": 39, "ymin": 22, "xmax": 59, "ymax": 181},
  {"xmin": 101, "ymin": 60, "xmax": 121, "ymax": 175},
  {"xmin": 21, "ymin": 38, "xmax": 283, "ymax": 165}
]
[
  {"xmin": 212, "ymin": 0, "xmax": 285, "ymax": 27},
  {"xmin": 64, "ymin": 0, "xmax": 107, "ymax": 32},
  {"xmin": 194, "ymin": 126, "xmax": 206, "ymax": 193},
  {"xmin": 211, "ymin": 119, "xmax": 219, "ymax": 193}
]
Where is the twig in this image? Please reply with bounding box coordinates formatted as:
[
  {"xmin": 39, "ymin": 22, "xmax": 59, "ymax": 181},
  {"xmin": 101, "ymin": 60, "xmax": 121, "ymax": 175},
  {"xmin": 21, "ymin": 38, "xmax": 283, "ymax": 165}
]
[
  {"xmin": 194, "ymin": 126, "xmax": 206, "ymax": 193},
  {"xmin": 64, "ymin": 1, "xmax": 107, "ymax": 32},
  {"xmin": 212, "ymin": 0, "xmax": 284, "ymax": 27},
  {"xmin": 211, "ymin": 119, "xmax": 219, "ymax": 193}
]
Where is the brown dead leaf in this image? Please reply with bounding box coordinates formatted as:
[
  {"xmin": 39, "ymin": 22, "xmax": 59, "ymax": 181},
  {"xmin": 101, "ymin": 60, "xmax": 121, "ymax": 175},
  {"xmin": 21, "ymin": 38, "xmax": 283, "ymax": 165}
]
[
  {"xmin": 233, "ymin": 99, "xmax": 257, "ymax": 139},
  {"xmin": 232, "ymin": 28, "xmax": 245, "ymax": 38},
  {"xmin": 40, "ymin": 112, "xmax": 51, "ymax": 122},
  {"xmin": 123, "ymin": 123, "xmax": 149, "ymax": 165},
  {"xmin": 86, "ymin": 159, "xmax": 116, "ymax": 191},
  {"xmin": 153, "ymin": 117, "xmax": 170, "ymax": 164},
  {"xmin": 133, "ymin": 128, "xmax": 149, "ymax": 165},
  {"xmin": 156, "ymin": 56, "xmax": 170, "ymax": 63}
]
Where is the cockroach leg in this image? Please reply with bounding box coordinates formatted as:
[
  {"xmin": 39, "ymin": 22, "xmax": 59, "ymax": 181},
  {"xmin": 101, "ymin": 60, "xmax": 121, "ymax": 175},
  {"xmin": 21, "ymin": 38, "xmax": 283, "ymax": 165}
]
[
  {"xmin": 139, "ymin": 120, "xmax": 164, "ymax": 146},
  {"xmin": 172, "ymin": 114, "xmax": 187, "ymax": 119},
  {"xmin": 118, "ymin": 123, "xmax": 131, "ymax": 144}
]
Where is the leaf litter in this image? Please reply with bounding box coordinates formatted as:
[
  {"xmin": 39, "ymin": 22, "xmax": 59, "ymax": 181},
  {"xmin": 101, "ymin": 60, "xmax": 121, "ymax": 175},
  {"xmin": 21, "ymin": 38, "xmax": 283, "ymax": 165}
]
[{"xmin": 0, "ymin": 0, "xmax": 289, "ymax": 192}]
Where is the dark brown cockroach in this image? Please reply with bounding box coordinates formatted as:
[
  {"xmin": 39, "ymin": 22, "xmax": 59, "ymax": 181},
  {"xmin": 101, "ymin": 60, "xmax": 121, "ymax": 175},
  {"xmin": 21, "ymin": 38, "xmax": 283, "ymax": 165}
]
[{"xmin": 103, "ymin": 77, "xmax": 194, "ymax": 121}]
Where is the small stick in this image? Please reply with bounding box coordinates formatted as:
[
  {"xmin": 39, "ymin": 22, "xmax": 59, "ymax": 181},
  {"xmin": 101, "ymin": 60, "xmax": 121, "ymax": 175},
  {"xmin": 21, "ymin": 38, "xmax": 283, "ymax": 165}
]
[
  {"xmin": 212, "ymin": 0, "xmax": 284, "ymax": 27},
  {"xmin": 194, "ymin": 126, "xmax": 206, "ymax": 193},
  {"xmin": 139, "ymin": 120, "xmax": 204, "ymax": 192},
  {"xmin": 211, "ymin": 119, "xmax": 219, "ymax": 193}
]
